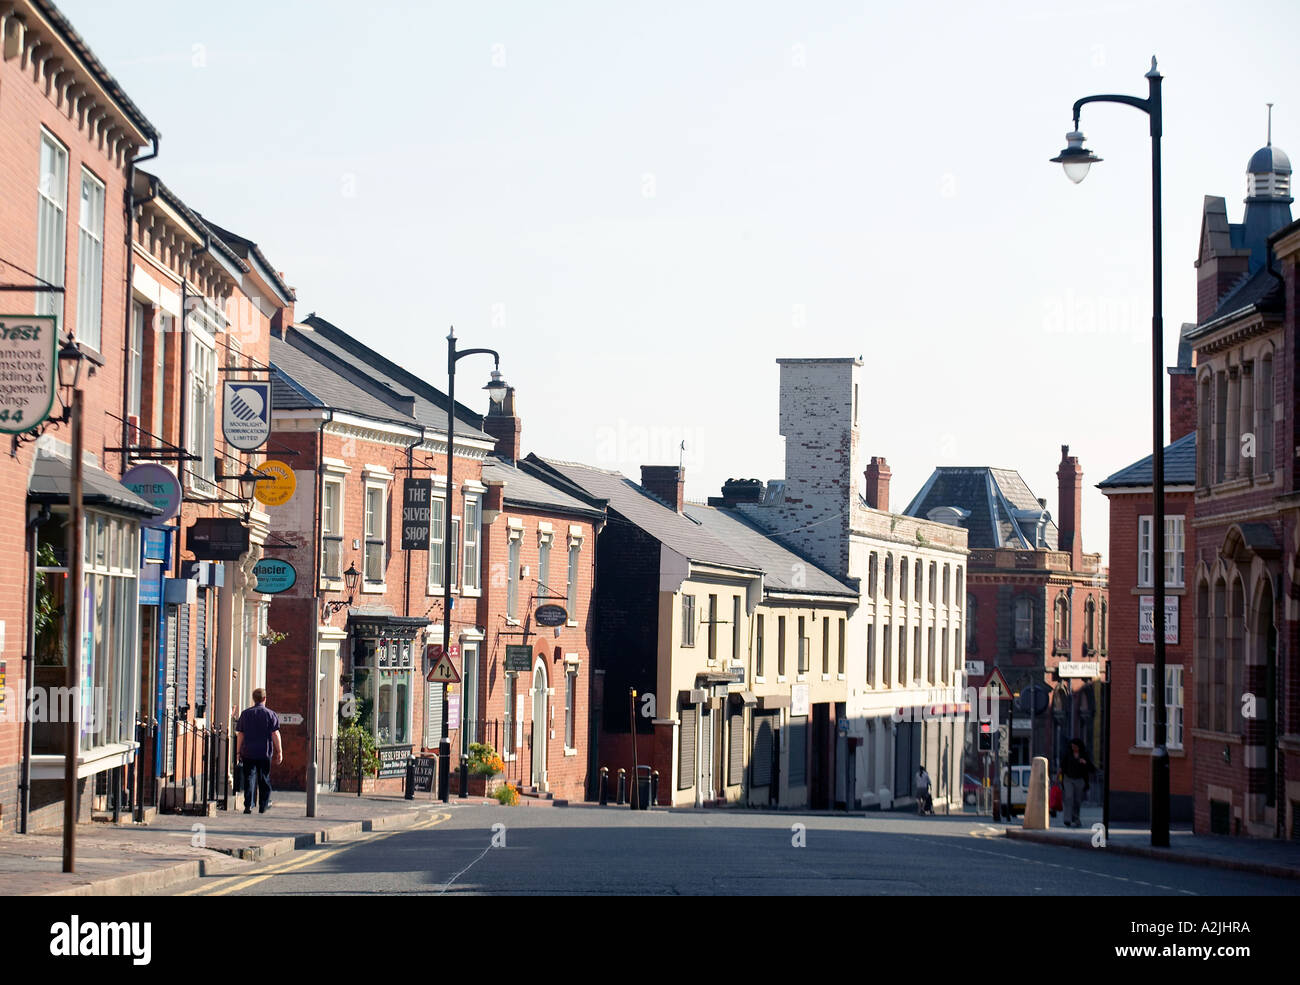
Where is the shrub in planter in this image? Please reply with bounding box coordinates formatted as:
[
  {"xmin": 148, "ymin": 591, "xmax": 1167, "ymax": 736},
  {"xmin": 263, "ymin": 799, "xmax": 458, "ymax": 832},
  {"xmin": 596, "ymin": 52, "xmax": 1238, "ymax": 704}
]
[
  {"xmin": 494, "ymin": 782, "xmax": 519, "ymax": 806},
  {"xmin": 467, "ymin": 742, "xmax": 505, "ymax": 777}
]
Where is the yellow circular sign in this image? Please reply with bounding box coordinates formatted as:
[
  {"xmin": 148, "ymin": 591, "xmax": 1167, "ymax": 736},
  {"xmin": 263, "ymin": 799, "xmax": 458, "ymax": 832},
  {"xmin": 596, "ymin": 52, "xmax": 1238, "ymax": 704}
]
[{"xmin": 254, "ymin": 460, "xmax": 297, "ymax": 507}]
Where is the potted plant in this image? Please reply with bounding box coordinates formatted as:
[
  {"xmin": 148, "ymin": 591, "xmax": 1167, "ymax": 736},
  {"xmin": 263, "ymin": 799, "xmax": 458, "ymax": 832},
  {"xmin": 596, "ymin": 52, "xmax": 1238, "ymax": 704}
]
[{"xmin": 465, "ymin": 742, "xmax": 506, "ymax": 796}]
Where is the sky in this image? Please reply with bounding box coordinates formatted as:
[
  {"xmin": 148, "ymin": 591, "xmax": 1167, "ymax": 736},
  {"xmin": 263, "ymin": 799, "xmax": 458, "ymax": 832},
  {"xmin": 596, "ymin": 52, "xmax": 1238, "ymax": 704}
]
[{"xmin": 59, "ymin": 0, "xmax": 1300, "ymax": 565}]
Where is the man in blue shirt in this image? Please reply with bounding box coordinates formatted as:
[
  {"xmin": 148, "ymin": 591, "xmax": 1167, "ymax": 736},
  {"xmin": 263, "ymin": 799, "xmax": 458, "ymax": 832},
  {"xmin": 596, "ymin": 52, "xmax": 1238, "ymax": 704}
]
[{"xmin": 236, "ymin": 688, "xmax": 282, "ymax": 814}]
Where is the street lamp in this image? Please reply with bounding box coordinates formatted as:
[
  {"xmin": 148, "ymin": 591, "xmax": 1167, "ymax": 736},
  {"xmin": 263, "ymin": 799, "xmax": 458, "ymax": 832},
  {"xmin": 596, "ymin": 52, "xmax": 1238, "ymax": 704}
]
[
  {"xmin": 1052, "ymin": 56, "xmax": 1170, "ymax": 847},
  {"xmin": 323, "ymin": 562, "xmax": 361, "ymax": 615},
  {"xmin": 440, "ymin": 328, "xmax": 505, "ymax": 803},
  {"xmin": 58, "ymin": 335, "xmax": 87, "ymax": 873}
]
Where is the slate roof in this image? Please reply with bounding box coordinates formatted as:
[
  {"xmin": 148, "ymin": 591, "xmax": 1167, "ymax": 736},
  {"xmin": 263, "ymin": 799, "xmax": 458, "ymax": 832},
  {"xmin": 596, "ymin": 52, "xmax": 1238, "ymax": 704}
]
[
  {"xmin": 539, "ymin": 459, "xmax": 759, "ymax": 572},
  {"xmin": 902, "ymin": 467, "xmax": 1058, "ymax": 551},
  {"xmin": 683, "ymin": 504, "xmax": 856, "ymax": 597},
  {"xmin": 1195, "ymin": 264, "xmax": 1284, "ymax": 333},
  {"xmin": 482, "ymin": 456, "xmax": 605, "ymax": 519},
  {"xmin": 199, "ymin": 217, "xmax": 296, "ymax": 303},
  {"xmin": 1097, "ymin": 432, "xmax": 1197, "ymax": 489}
]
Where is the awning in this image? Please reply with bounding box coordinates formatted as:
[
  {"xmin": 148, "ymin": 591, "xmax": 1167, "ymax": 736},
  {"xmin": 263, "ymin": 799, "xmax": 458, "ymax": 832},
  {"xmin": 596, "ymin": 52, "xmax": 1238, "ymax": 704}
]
[
  {"xmin": 757, "ymin": 694, "xmax": 791, "ymax": 710},
  {"xmin": 28, "ymin": 450, "xmax": 161, "ymax": 518},
  {"xmin": 727, "ymin": 690, "xmax": 757, "ymax": 706}
]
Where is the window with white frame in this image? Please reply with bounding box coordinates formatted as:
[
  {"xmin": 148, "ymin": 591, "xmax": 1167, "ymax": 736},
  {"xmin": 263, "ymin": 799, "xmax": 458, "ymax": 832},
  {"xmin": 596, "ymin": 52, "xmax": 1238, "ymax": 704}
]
[
  {"xmin": 1138, "ymin": 515, "xmax": 1185, "ymax": 587},
  {"xmin": 363, "ymin": 483, "xmax": 387, "ymax": 585},
  {"xmin": 732, "ymin": 596, "xmax": 742, "ymax": 664},
  {"xmin": 506, "ymin": 528, "xmax": 522, "ymax": 620},
  {"xmin": 682, "ymin": 594, "xmax": 696, "ymax": 647},
  {"xmin": 1014, "ymin": 597, "xmax": 1033, "ymax": 649},
  {"xmin": 81, "ymin": 511, "xmax": 140, "ymax": 750},
  {"xmin": 128, "ymin": 302, "xmax": 145, "ymax": 428},
  {"xmin": 461, "ymin": 494, "xmax": 481, "ymax": 592},
  {"xmin": 36, "ymin": 130, "xmax": 67, "ymax": 320},
  {"xmin": 321, "ymin": 477, "xmax": 343, "ymax": 580},
  {"xmin": 1136, "ymin": 664, "xmax": 1184, "ymax": 749},
  {"xmin": 538, "ymin": 529, "xmax": 553, "ymax": 599},
  {"xmin": 566, "ymin": 533, "xmax": 582, "ymax": 620},
  {"xmin": 504, "ymin": 673, "xmax": 517, "ymax": 757},
  {"xmin": 564, "ymin": 667, "xmax": 577, "ymax": 750},
  {"xmin": 187, "ymin": 331, "xmax": 217, "ymax": 493},
  {"xmin": 427, "ymin": 492, "xmax": 445, "ymax": 591},
  {"xmin": 76, "ymin": 168, "xmax": 105, "ymax": 349}
]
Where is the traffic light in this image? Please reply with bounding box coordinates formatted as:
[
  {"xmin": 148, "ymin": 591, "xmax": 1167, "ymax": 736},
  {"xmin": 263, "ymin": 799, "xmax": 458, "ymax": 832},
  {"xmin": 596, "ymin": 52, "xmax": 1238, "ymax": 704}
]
[{"xmin": 978, "ymin": 721, "xmax": 993, "ymax": 751}]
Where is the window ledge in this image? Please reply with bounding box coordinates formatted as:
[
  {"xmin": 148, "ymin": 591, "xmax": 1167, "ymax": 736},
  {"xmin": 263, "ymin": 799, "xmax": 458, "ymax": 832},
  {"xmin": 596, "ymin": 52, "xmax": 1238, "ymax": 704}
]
[
  {"xmin": 1127, "ymin": 744, "xmax": 1186, "ymax": 757},
  {"xmin": 821, "ymin": 674, "xmax": 831, "ymax": 681},
  {"xmin": 837, "ymin": 673, "xmax": 846, "ymax": 681},
  {"xmin": 361, "ymin": 584, "xmax": 386, "ymax": 595},
  {"xmin": 566, "ymin": 620, "xmax": 578, "ymax": 628},
  {"xmin": 777, "ymin": 675, "xmax": 788, "ymax": 684},
  {"xmin": 461, "ymin": 588, "xmax": 482, "ymax": 598},
  {"xmin": 564, "ymin": 748, "xmax": 578, "ymax": 757},
  {"xmin": 754, "ymin": 676, "xmax": 766, "ymax": 684}
]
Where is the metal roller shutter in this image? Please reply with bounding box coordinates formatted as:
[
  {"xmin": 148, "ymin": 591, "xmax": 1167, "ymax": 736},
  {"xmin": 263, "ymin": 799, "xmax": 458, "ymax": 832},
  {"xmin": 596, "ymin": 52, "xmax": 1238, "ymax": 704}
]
[
  {"xmin": 788, "ymin": 717, "xmax": 808, "ymax": 784},
  {"xmin": 728, "ymin": 706, "xmax": 744, "ymax": 786},
  {"xmin": 678, "ymin": 706, "xmax": 696, "ymax": 789},
  {"xmin": 195, "ymin": 592, "xmax": 207, "ymax": 713},
  {"xmin": 751, "ymin": 713, "xmax": 774, "ymax": 787}
]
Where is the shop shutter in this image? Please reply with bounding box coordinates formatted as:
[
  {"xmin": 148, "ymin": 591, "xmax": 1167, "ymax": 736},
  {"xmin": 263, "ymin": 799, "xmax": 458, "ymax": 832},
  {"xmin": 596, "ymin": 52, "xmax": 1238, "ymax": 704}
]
[
  {"xmin": 751, "ymin": 713, "xmax": 774, "ymax": 787},
  {"xmin": 164, "ymin": 606, "xmax": 178, "ymax": 773},
  {"xmin": 728, "ymin": 706, "xmax": 745, "ymax": 786},
  {"xmin": 195, "ymin": 592, "xmax": 207, "ymax": 712},
  {"xmin": 788, "ymin": 717, "xmax": 808, "ymax": 784},
  {"xmin": 425, "ymin": 683, "xmax": 444, "ymax": 749},
  {"xmin": 700, "ymin": 710, "xmax": 713, "ymax": 789},
  {"xmin": 678, "ymin": 706, "xmax": 696, "ymax": 789},
  {"xmin": 175, "ymin": 603, "xmax": 189, "ymax": 710}
]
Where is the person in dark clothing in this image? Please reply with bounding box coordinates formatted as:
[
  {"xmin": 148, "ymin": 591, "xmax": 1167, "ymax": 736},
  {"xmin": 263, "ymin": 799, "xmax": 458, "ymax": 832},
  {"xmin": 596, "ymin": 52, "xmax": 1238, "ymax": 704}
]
[
  {"xmin": 1060, "ymin": 738, "xmax": 1094, "ymax": 827},
  {"xmin": 236, "ymin": 688, "xmax": 282, "ymax": 814}
]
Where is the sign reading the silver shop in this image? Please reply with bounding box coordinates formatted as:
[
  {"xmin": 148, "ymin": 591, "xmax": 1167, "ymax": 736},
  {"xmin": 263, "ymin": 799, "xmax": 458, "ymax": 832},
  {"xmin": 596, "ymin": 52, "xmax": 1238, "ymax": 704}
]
[
  {"xmin": 401, "ymin": 479, "xmax": 431, "ymax": 550},
  {"xmin": 1139, "ymin": 595, "xmax": 1179, "ymax": 645},
  {"xmin": 0, "ymin": 315, "xmax": 57, "ymax": 435}
]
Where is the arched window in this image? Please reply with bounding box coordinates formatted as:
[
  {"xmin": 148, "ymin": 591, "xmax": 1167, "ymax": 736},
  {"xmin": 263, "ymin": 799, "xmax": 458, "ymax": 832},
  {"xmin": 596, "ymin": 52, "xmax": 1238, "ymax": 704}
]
[
  {"xmin": 1194, "ymin": 580, "xmax": 1209, "ymax": 729},
  {"xmin": 899, "ymin": 557, "xmax": 909, "ymax": 601},
  {"xmin": 965, "ymin": 594, "xmax": 977, "ymax": 651},
  {"xmin": 1198, "ymin": 375, "xmax": 1212, "ymax": 487},
  {"xmin": 1259, "ymin": 353, "xmax": 1274, "ymax": 475},
  {"xmin": 868, "ymin": 552, "xmax": 878, "ymax": 596},
  {"xmin": 1054, "ymin": 595, "xmax": 1070, "ymax": 648},
  {"xmin": 1013, "ymin": 597, "xmax": 1033, "ymax": 649},
  {"xmin": 1100, "ymin": 600, "xmax": 1108, "ymax": 653},
  {"xmin": 884, "ymin": 554, "xmax": 894, "ymax": 599},
  {"xmin": 915, "ymin": 562, "xmax": 923, "ymax": 600},
  {"xmin": 1084, "ymin": 596, "xmax": 1096, "ymax": 651},
  {"xmin": 1212, "ymin": 576, "xmax": 1227, "ymax": 732}
]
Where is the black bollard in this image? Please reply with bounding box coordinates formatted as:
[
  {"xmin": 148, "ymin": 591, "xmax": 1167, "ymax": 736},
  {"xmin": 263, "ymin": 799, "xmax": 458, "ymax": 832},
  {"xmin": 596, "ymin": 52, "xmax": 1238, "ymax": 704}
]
[
  {"xmin": 599, "ymin": 766, "xmax": 609, "ymax": 806},
  {"xmin": 616, "ymin": 767, "xmax": 627, "ymax": 805},
  {"xmin": 458, "ymin": 755, "xmax": 469, "ymax": 799},
  {"xmin": 356, "ymin": 736, "xmax": 363, "ymax": 798},
  {"xmin": 405, "ymin": 756, "xmax": 415, "ymax": 800},
  {"xmin": 650, "ymin": 769, "xmax": 659, "ymax": 809}
]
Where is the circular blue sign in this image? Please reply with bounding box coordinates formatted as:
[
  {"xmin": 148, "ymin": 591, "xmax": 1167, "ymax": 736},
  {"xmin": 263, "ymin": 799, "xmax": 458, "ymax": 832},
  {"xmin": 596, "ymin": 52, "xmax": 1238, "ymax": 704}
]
[
  {"xmin": 122, "ymin": 463, "xmax": 181, "ymax": 526},
  {"xmin": 253, "ymin": 558, "xmax": 297, "ymax": 594}
]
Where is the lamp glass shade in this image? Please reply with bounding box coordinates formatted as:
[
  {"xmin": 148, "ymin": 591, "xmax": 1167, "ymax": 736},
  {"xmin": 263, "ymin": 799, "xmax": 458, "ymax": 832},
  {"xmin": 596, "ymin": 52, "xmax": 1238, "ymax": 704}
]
[
  {"xmin": 484, "ymin": 370, "xmax": 508, "ymax": 406},
  {"xmin": 343, "ymin": 562, "xmax": 361, "ymax": 594},
  {"xmin": 57, "ymin": 338, "xmax": 83, "ymax": 390},
  {"xmin": 238, "ymin": 474, "xmax": 257, "ymax": 501},
  {"xmin": 1063, "ymin": 159, "xmax": 1092, "ymax": 184}
]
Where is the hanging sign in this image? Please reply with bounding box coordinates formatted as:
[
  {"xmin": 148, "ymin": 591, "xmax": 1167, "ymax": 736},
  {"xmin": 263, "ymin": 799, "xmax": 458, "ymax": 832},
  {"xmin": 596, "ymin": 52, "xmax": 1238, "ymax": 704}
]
[
  {"xmin": 253, "ymin": 460, "xmax": 296, "ymax": 506},
  {"xmin": 252, "ymin": 558, "xmax": 297, "ymax": 594},
  {"xmin": 402, "ymin": 478, "xmax": 432, "ymax": 550},
  {"xmin": 0, "ymin": 315, "xmax": 57, "ymax": 435},
  {"xmin": 1139, "ymin": 596, "xmax": 1179, "ymax": 644},
  {"xmin": 504, "ymin": 645, "xmax": 534, "ymax": 672},
  {"xmin": 188, "ymin": 517, "xmax": 250, "ymax": 561},
  {"xmin": 222, "ymin": 381, "xmax": 271, "ymax": 450},
  {"xmin": 535, "ymin": 604, "xmax": 568, "ymax": 627},
  {"xmin": 123, "ymin": 463, "xmax": 182, "ymax": 525}
]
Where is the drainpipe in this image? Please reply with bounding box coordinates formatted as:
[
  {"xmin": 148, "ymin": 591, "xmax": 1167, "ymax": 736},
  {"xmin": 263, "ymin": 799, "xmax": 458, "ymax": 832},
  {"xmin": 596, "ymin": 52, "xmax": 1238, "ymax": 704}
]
[
  {"xmin": 306, "ymin": 409, "xmax": 333, "ymax": 817},
  {"xmin": 120, "ymin": 137, "xmax": 160, "ymax": 474}
]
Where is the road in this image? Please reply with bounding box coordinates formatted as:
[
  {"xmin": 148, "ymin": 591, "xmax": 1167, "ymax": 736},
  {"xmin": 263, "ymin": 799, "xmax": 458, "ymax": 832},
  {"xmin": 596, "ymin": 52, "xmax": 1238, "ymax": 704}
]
[{"xmin": 159, "ymin": 805, "xmax": 1296, "ymax": 896}]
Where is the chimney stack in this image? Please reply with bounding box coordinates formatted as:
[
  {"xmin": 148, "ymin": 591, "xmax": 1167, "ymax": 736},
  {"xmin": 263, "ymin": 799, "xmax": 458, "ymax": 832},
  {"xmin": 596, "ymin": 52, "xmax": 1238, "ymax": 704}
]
[
  {"xmin": 641, "ymin": 465, "xmax": 685, "ymax": 512},
  {"xmin": 863, "ymin": 456, "xmax": 891, "ymax": 511},
  {"xmin": 1057, "ymin": 445, "xmax": 1083, "ymax": 570},
  {"xmin": 482, "ymin": 387, "xmax": 522, "ymax": 463},
  {"xmin": 1168, "ymin": 323, "xmax": 1197, "ymax": 443}
]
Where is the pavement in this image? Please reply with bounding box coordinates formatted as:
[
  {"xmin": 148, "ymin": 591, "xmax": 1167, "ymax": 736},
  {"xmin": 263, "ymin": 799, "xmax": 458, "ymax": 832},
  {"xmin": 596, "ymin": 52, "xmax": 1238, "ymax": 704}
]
[
  {"xmin": 1001, "ymin": 805, "xmax": 1300, "ymax": 880},
  {"xmin": 5, "ymin": 795, "xmax": 1298, "ymax": 895},
  {"xmin": 0, "ymin": 790, "xmax": 446, "ymax": 896}
]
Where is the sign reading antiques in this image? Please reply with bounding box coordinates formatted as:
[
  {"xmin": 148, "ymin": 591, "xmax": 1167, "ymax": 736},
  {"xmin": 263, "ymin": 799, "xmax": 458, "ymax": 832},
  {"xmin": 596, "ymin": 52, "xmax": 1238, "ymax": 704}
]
[
  {"xmin": 253, "ymin": 460, "xmax": 296, "ymax": 507},
  {"xmin": 122, "ymin": 463, "xmax": 182, "ymax": 525},
  {"xmin": 187, "ymin": 517, "xmax": 249, "ymax": 561},
  {"xmin": 221, "ymin": 380, "xmax": 271, "ymax": 450},
  {"xmin": 1139, "ymin": 595, "xmax": 1179, "ymax": 645},
  {"xmin": 252, "ymin": 558, "xmax": 297, "ymax": 594},
  {"xmin": 401, "ymin": 478, "xmax": 432, "ymax": 550},
  {"xmin": 505, "ymin": 645, "xmax": 534, "ymax": 672},
  {"xmin": 534, "ymin": 604, "xmax": 568, "ymax": 627},
  {"xmin": 0, "ymin": 315, "xmax": 57, "ymax": 435}
]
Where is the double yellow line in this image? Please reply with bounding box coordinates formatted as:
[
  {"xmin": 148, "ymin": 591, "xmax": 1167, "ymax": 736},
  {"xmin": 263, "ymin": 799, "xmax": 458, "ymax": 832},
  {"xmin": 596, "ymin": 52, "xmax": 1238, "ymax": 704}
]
[{"xmin": 181, "ymin": 811, "xmax": 451, "ymax": 896}]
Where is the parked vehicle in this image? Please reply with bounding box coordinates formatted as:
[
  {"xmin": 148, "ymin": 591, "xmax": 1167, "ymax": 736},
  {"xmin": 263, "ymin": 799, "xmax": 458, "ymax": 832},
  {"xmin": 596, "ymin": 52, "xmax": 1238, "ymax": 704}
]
[
  {"xmin": 1000, "ymin": 765, "xmax": 1058, "ymax": 818},
  {"xmin": 963, "ymin": 773, "xmax": 981, "ymax": 807}
]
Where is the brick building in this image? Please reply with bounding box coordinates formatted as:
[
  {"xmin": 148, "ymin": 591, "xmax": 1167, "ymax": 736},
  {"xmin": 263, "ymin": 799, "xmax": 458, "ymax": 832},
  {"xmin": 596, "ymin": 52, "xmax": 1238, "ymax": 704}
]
[
  {"xmin": 1184, "ymin": 137, "xmax": 1298, "ymax": 838},
  {"xmin": 0, "ymin": 0, "xmax": 162, "ymax": 832},
  {"xmin": 267, "ymin": 316, "xmax": 495, "ymax": 794},
  {"xmin": 905, "ymin": 447, "xmax": 1108, "ymax": 784},
  {"xmin": 1098, "ymin": 329, "xmax": 1197, "ymax": 822}
]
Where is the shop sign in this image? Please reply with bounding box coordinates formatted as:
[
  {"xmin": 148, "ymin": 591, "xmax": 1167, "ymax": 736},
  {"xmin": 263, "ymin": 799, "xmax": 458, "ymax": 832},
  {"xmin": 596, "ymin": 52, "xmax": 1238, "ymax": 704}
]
[
  {"xmin": 188, "ymin": 517, "xmax": 249, "ymax": 561},
  {"xmin": 123, "ymin": 463, "xmax": 181, "ymax": 526},
  {"xmin": 401, "ymin": 479, "xmax": 431, "ymax": 550},
  {"xmin": 376, "ymin": 744, "xmax": 413, "ymax": 778},
  {"xmin": 222, "ymin": 381, "xmax": 271, "ymax": 450},
  {"xmin": 1139, "ymin": 596, "xmax": 1178, "ymax": 644},
  {"xmin": 253, "ymin": 558, "xmax": 297, "ymax": 594},
  {"xmin": 412, "ymin": 756, "xmax": 436, "ymax": 792},
  {"xmin": 535, "ymin": 604, "xmax": 567, "ymax": 627},
  {"xmin": 791, "ymin": 683, "xmax": 810, "ymax": 717},
  {"xmin": 447, "ymin": 693, "xmax": 460, "ymax": 730},
  {"xmin": 0, "ymin": 315, "xmax": 57, "ymax": 434},
  {"xmin": 504, "ymin": 645, "xmax": 534, "ymax": 672},
  {"xmin": 253, "ymin": 460, "xmax": 296, "ymax": 507}
]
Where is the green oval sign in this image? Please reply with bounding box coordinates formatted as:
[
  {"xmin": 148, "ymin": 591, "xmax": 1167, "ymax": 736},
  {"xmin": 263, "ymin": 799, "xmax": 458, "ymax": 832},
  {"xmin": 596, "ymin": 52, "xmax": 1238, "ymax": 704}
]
[{"xmin": 253, "ymin": 558, "xmax": 297, "ymax": 594}]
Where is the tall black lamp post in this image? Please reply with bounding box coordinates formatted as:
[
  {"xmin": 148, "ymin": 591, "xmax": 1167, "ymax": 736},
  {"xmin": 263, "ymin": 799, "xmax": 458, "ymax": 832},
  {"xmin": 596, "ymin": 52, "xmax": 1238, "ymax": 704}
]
[
  {"xmin": 1052, "ymin": 56, "xmax": 1169, "ymax": 847},
  {"xmin": 439, "ymin": 329, "xmax": 507, "ymax": 803}
]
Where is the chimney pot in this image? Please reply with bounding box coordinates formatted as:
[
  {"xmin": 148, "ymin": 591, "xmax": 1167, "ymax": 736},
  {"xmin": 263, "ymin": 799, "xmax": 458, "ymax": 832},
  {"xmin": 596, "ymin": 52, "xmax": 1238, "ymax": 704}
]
[{"xmin": 863, "ymin": 456, "xmax": 892, "ymax": 511}]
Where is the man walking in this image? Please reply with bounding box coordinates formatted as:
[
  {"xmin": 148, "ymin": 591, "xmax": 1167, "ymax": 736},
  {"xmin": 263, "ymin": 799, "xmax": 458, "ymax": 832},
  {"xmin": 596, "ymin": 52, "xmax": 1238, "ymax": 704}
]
[
  {"xmin": 236, "ymin": 688, "xmax": 282, "ymax": 814},
  {"xmin": 1061, "ymin": 738, "xmax": 1094, "ymax": 827}
]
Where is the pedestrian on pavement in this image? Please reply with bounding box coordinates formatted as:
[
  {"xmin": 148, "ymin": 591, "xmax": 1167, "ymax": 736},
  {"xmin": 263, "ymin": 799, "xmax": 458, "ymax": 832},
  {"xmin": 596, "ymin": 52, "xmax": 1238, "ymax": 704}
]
[
  {"xmin": 236, "ymin": 688, "xmax": 282, "ymax": 814},
  {"xmin": 1061, "ymin": 738, "xmax": 1094, "ymax": 827},
  {"xmin": 915, "ymin": 765, "xmax": 933, "ymax": 815}
]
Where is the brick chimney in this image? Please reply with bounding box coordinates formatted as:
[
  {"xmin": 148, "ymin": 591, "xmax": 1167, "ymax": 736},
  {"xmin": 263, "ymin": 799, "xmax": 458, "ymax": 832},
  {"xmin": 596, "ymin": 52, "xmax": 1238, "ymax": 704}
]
[
  {"xmin": 641, "ymin": 465, "xmax": 684, "ymax": 512},
  {"xmin": 482, "ymin": 387, "xmax": 522, "ymax": 462},
  {"xmin": 863, "ymin": 456, "xmax": 891, "ymax": 511},
  {"xmin": 1057, "ymin": 445, "xmax": 1083, "ymax": 570},
  {"xmin": 1168, "ymin": 323, "xmax": 1197, "ymax": 442}
]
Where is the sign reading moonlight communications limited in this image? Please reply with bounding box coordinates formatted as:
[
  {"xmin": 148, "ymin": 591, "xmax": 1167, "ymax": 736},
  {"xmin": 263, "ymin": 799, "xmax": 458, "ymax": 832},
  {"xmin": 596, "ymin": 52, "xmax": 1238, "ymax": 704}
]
[
  {"xmin": 222, "ymin": 381, "xmax": 271, "ymax": 450},
  {"xmin": 0, "ymin": 315, "xmax": 57, "ymax": 435}
]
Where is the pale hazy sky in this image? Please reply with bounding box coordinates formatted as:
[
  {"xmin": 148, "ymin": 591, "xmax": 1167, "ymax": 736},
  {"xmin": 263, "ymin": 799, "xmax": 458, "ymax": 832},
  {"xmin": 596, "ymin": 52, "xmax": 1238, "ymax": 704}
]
[{"xmin": 62, "ymin": 0, "xmax": 1300, "ymax": 564}]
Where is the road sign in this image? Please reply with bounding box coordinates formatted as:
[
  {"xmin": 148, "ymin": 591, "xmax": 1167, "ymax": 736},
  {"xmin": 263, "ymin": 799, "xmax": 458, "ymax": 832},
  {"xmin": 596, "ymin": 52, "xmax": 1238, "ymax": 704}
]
[
  {"xmin": 279, "ymin": 712, "xmax": 303, "ymax": 725},
  {"xmin": 1057, "ymin": 661, "xmax": 1099, "ymax": 679},
  {"xmin": 426, "ymin": 651, "xmax": 460, "ymax": 684}
]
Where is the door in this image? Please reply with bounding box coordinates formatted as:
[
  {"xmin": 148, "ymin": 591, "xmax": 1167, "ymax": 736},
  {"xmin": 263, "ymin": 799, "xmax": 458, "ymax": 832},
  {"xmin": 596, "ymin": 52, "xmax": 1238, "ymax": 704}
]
[
  {"xmin": 531, "ymin": 660, "xmax": 548, "ymax": 789},
  {"xmin": 318, "ymin": 642, "xmax": 340, "ymax": 790},
  {"xmin": 699, "ymin": 706, "xmax": 714, "ymax": 800}
]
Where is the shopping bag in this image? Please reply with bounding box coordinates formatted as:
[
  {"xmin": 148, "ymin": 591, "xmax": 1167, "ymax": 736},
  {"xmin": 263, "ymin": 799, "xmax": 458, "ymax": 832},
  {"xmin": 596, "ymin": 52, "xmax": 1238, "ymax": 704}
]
[{"xmin": 1049, "ymin": 781, "xmax": 1063, "ymax": 812}]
